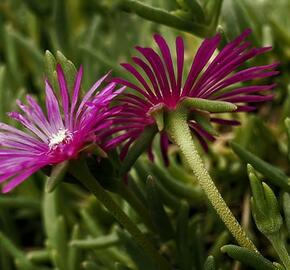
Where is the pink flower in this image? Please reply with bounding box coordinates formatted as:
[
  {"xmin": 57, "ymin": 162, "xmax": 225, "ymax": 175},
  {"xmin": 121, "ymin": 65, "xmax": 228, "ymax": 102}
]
[
  {"xmin": 0, "ymin": 64, "xmax": 123, "ymax": 193},
  {"xmin": 112, "ymin": 29, "xmax": 278, "ymax": 163}
]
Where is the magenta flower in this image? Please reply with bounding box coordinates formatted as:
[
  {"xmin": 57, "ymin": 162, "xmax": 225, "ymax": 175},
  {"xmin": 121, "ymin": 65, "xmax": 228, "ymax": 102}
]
[
  {"xmin": 112, "ymin": 29, "xmax": 278, "ymax": 161},
  {"xmin": 0, "ymin": 65, "xmax": 123, "ymax": 193}
]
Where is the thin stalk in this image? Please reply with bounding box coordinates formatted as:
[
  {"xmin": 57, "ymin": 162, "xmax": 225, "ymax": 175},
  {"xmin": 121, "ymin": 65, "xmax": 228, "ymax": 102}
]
[
  {"xmin": 117, "ymin": 181, "xmax": 157, "ymax": 233},
  {"xmin": 166, "ymin": 108, "xmax": 257, "ymax": 252},
  {"xmin": 267, "ymin": 233, "xmax": 290, "ymax": 269},
  {"xmin": 118, "ymin": 0, "xmax": 209, "ymax": 38},
  {"xmin": 70, "ymin": 159, "xmax": 171, "ymax": 270}
]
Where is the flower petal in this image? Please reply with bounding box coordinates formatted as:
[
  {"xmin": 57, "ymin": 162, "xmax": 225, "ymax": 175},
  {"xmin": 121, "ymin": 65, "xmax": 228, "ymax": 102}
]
[
  {"xmin": 45, "ymin": 80, "xmax": 64, "ymax": 132},
  {"xmin": 57, "ymin": 64, "xmax": 70, "ymax": 126}
]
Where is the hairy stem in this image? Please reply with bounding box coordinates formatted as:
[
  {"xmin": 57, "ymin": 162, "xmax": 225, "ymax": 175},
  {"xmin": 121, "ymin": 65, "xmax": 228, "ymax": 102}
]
[
  {"xmin": 70, "ymin": 159, "xmax": 171, "ymax": 270},
  {"xmin": 166, "ymin": 108, "xmax": 257, "ymax": 252}
]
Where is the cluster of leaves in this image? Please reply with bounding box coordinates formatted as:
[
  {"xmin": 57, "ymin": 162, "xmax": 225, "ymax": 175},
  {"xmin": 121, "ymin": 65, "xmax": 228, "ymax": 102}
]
[{"xmin": 1, "ymin": 0, "xmax": 290, "ymax": 269}]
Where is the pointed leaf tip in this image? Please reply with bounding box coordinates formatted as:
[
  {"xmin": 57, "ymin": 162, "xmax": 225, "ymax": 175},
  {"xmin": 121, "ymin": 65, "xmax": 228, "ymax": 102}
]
[
  {"xmin": 46, "ymin": 160, "xmax": 69, "ymax": 193},
  {"xmin": 149, "ymin": 104, "xmax": 165, "ymax": 131}
]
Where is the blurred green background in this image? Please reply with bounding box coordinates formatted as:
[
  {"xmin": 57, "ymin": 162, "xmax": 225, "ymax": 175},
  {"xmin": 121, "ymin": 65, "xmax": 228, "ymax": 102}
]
[{"xmin": 1, "ymin": 0, "xmax": 290, "ymax": 269}]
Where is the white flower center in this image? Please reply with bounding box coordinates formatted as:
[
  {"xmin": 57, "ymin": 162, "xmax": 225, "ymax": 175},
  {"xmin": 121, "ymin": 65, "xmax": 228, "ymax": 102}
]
[{"xmin": 48, "ymin": 128, "xmax": 73, "ymax": 149}]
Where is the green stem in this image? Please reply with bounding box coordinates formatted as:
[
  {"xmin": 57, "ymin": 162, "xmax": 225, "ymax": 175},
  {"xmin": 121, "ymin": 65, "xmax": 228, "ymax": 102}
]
[
  {"xmin": 118, "ymin": 0, "xmax": 210, "ymax": 38},
  {"xmin": 117, "ymin": 180, "xmax": 157, "ymax": 233},
  {"xmin": 166, "ymin": 108, "xmax": 257, "ymax": 252},
  {"xmin": 268, "ymin": 233, "xmax": 290, "ymax": 269},
  {"xmin": 120, "ymin": 125, "xmax": 157, "ymax": 176},
  {"xmin": 70, "ymin": 159, "xmax": 171, "ymax": 270}
]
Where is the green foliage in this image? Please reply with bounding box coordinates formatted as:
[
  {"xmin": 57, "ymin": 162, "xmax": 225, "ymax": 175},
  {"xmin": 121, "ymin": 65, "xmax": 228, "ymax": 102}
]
[
  {"xmin": 45, "ymin": 160, "xmax": 69, "ymax": 193},
  {"xmin": 204, "ymin": 256, "xmax": 216, "ymax": 270},
  {"xmin": 221, "ymin": 245, "xmax": 277, "ymax": 270},
  {"xmin": 248, "ymin": 165, "xmax": 283, "ymax": 235},
  {"xmin": 231, "ymin": 142, "xmax": 290, "ymax": 191},
  {"xmin": 0, "ymin": 0, "xmax": 290, "ymax": 269}
]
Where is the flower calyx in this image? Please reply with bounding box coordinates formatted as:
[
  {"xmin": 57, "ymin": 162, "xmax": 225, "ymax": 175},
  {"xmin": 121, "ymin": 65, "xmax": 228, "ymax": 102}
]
[{"xmin": 148, "ymin": 103, "xmax": 166, "ymax": 132}]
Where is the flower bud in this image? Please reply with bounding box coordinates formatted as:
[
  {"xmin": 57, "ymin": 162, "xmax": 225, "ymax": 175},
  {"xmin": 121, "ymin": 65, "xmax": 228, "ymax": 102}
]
[{"xmin": 248, "ymin": 165, "xmax": 283, "ymax": 235}]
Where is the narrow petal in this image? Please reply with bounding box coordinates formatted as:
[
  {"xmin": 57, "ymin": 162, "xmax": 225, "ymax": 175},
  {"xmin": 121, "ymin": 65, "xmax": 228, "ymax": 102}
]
[
  {"xmin": 0, "ymin": 122, "xmax": 45, "ymax": 145},
  {"xmin": 120, "ymin": 137, "xmax": 136, "ymax": 160},
  {"xmin": 191, "ymin": 129, "xmax": 209, "ymax": 152},
  {"xmin": 202, "ymin": 63, "xmax": 279, "ymax": 98},
  {"xmin": 8, "ymin": 112, "xmax": 48, "ymax": 142},
  {"xmin": 214, "ymin": 84, "xmax": 276, "ymax": 99},
  {"xmin": 45, "ymin": 80, "xmax": 64, "ymax": 132},
  {"xmin": 70, "ymin": 66, "xmax": 83, "ymax": 128},
  {"xmin": 17, "ymin": 100, "xmax": 51, "ymax": 137},
  {"xmin": 192, "ymin": 41, "xmax": 252, "ymax": 95},
  {"xmin": 111, "ymin": 78, "xmax": 151, "ymax": 101},
  {"xmin": 26, "ymin": 95, "xmax": 53, "ymax": 134},
  {"xmin": 176, "ymin": 36, "xmax": 184, "ymax": 96},
  {"xmin": 199, "ymin": 51, "xmax": 276, "ymax": 98},
  {"xmin": 104, "ymin": 130, "xmax": 140, "ymax": 149},
  {"xmin": 189, "ymin": 121, "xmax": 216, "ymax": 141},
  {"xmin": 210, "ymin": 118, "xmax": 240, "ymax": 126},
  {"xmin": 57, "ymin": 64, "xmax": 70, "ymax": 126},
  {"xmin": 223, "ymin": 94, "xmax": 274, "ymax": 103},
  {"xmin": 132, "ymin": 56, "xmax": 163, "ymax": 100},
  {"xmin": 76, "ymin": 72, "xmax": 110, "ymax": 119},
  {"xmin": 136, "ymin": 47, "xmax": 171, "ymax": 101},
  {"xmin": 2, "ymin": 166, "xmax": 41, "ymax": 193},
  {"xmin": 182, "ymin": 34, "xmax": 221, "ymax": 96},
  {"xmin": 0, "ymin": 133, "xmax": 46, "ymax": 152},
  {"xmin": 193, "ymin": 29, "xmax": 252, "ymax": 93},
  {"xmin": 236, "ymin": 105, "xmax": 256, "ymax": 112},
  {"xmin": 154, "ymin": 34, "xmax": 177, "ymax": 96},
  {"xmin": 120, "ymin": 93, "xmax": 151, "ymax": 109},
  {"xmin": 121, "ymin": 63, "xmax": 157, "ymax": 101}
]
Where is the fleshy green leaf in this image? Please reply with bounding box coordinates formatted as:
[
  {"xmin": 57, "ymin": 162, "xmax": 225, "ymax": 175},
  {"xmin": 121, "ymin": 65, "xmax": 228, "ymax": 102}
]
[
  {"xmin": 181, "ymin": 97, "xmax": 237, "ymax": 113},
  {"xmin": 231, "ymin": 142, "xmax": 290, "ymax": 191},
  {"xmin": 176, "ymin": 201, "xmax": 191, "ymax": 270},
  {"xmin": 46, "ymin": 160, "xmax": 69, "ymax": 193},
  {"xmin": 70, "ymin": 233, "xmax": 119, "ymax": 249},
  {"xmin": 204, "ymin": 255, "xmax": 216, "ymax": 270},
  {"xmin": 120, "ymin": 125, "xmax": 158, "ymax": 175},
  {"xmin": 221, "ymin": 245, "xmax": 277, "ymax": 270},
  {"xmin": 145, "ymin": 175, "xmax": 174, "ymax": 241}
]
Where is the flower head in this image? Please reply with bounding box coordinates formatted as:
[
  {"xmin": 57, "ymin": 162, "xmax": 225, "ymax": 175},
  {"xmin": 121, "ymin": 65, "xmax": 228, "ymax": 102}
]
[
  {"xmin": 112, "ymin": 29, "xmax": 278, "ymax": 162},
  {"xmin": 0, "ymin": 64, "xmax": 123, "ymax": 193}
]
